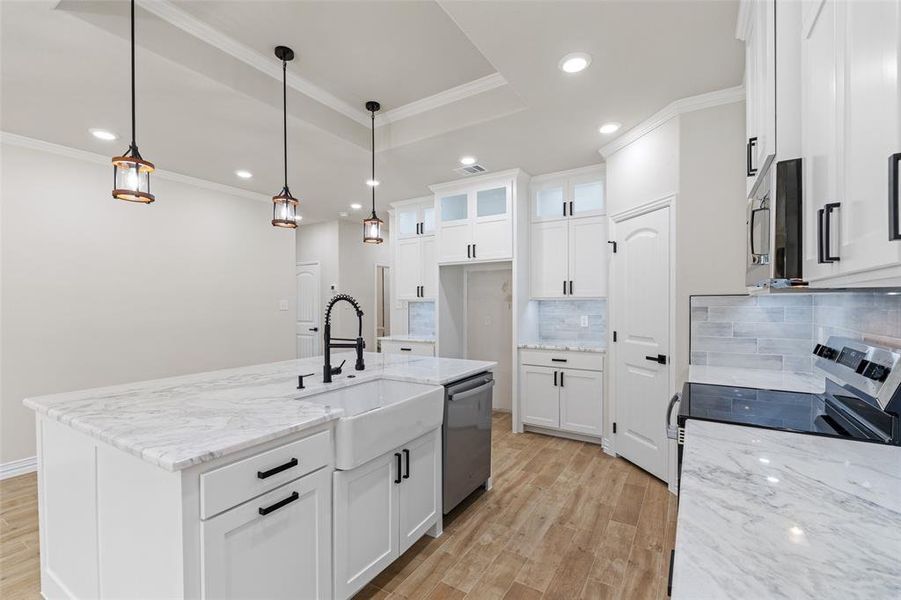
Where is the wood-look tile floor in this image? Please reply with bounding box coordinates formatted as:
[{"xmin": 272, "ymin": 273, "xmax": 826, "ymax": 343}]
[{"xmin": 0, "ymin": 412, "xmax": 677, "ymax": 600}]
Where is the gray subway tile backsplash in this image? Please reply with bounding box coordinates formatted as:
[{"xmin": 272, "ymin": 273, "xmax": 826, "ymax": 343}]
[
  {"xmin": 536, "ymin": 299, "xmax": 606, "ymax": 346},
  {"xmin": 690, "ymin": 292, "xmax": 901, "ymax": 373}
]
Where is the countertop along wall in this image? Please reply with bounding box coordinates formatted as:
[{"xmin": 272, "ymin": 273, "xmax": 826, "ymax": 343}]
[{"xmin": 0, "ymin": 139, "xmax": 296, "ymax": 467}]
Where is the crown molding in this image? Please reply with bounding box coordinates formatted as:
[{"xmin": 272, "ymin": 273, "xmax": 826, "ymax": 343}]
[
  {"xmin": 598, "ymin": 85, "xmax": 745, "ymax": 158},
  {"xmin": 1, "ymin": 132, "xmax": 271, "ymax": 202},
  {"xmin": 136, "ymin": 0, "xmax": 371, "ymax": 127},
  {"xmin": 428, "ymin": 167, "xmax": 527, "ymax": 193},
  {"xmin": 380, "ymin": 73, "xmax": 507, "ymax": 124},
  {"xmin": 735, "ymin": 0, "xmax": 754, "ymax": 42}
]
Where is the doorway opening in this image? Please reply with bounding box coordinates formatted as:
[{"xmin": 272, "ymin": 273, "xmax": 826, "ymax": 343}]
[{"xmin": 375, "ymin": 264, "xmax": 391, "ymax": 351}]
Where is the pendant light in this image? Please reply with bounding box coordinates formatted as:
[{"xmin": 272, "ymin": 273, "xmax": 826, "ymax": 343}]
[
  {"xmin": 112, "ymin": 0, "xmax": 155, "ymax": 203},
  {"xmin": 271, "ymin": 45, "xmax": 299, "ymax": 228},
  {"xmin": 363, "ymin": 101, "xmax": 384, "ymax": 244}
]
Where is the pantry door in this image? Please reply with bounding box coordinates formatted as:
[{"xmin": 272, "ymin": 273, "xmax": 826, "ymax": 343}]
[
  {"xmin": 612, "ymin": 205, "xmax": 671, "ymax": 481},
  {"xmin": 296, "ymin": 262, "xmax": 321, "ymax": 358}
]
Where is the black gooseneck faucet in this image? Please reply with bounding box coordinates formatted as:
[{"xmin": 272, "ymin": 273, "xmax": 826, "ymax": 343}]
[{"xmin": 322, "ymin": 294, "xmax": 366, "ymax": 383}]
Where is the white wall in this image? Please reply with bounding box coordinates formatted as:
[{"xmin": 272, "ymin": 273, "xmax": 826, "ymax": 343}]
[
  {"xmin": 466, "ymin": 268, "xmax": 513, "ymax": 411},
  {"xmin": 606, "ymin": 117, "xmax": 680, "ymax": 217},
  {"xmin": 1, "ymin": 141, "xmax": 295, "ymax": 465},
  {"xmin": 295, "ymin": 219, "xmax": 390, "ymax": 352}
]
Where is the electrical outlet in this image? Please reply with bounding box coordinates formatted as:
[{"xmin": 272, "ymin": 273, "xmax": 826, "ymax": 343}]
[
  {"xmin": 580, "ymin": 315, "xmax": 589, "ymax": 327},
  {"xmin": 279, "ymin": 300, "xmax": 289, "ymax": 311}
]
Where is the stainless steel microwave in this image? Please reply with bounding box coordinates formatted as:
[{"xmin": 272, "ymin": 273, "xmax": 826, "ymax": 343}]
[{"xmin": 746, "ymin": 158, "xmax": 803, "ymax": 287}]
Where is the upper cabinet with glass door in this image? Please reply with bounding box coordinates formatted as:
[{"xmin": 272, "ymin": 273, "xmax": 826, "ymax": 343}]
[
  {"xmin": 531, "ymin": 166, "xmax": 605, "ymax": 222},
  {"xmin": 430, "ymin": 169, "xmax": 527, "ymax": 265},
  {"xmin": 395, "ymin": 197, "xmax": 436, "ymax": 240}
]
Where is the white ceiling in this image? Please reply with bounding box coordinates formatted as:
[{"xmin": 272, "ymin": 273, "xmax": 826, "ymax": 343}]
[{"xmin": 0, "ymin": 0, "xmax": 744, "ymax": 224}]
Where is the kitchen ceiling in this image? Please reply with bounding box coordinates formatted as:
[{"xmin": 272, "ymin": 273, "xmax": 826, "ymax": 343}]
[{"xmin": 0, "ymin": 0, "xmax": 743, "ymax": 224}]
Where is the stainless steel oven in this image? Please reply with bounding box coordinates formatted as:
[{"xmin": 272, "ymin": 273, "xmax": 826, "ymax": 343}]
[{"xmin": 746, "ymin": 158, "xmax": 803, "ymax": 287}]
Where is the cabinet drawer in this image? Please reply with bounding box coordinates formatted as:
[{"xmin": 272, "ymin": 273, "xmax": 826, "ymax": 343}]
[
  {"xmin": 381, "ymin": 341, "xmax": 435, "ymax": 356},
  {"xmin": 200, "ymin": 430, "xmax": 331, "ymax": 519},
  {"xmin": 519, "ymin": 349, "xmax": 603, "ymax": 371}
]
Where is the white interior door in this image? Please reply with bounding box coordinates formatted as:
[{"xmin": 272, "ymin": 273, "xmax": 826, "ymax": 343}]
[
  {"xmin": 612, "ymin": 206, "xmax": 670, "ymax": 481},
  {"xmin": 296, "ymin": 263, "xmax": 321, "ymax": 358}
]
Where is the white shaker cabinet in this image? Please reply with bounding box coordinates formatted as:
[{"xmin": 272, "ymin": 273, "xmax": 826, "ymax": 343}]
[
  {"xmin": 530, "ymin": 220, "xmax": 569, "ymax": 298},
  {"xmin": 739, "ymin": 0, "xmax": 777, "ymax": 194},
  {"xmin": 333, "ymin": 429, "xmax": 441, "ymax": 600},
  {"xmin": 201, "ymin": 467, "xmax": 332, "ymax": 600},
  {"xmin": 530, "ymin": 216, "xmax": 608, "ymax": 299},
  {"xmin": 799, "ymin": 0, "xmax": 901, "ymax": 286},
  {"xmin": 392, "ymin": 197, "xmax": 438, "ymax": 300},
  {"xmin": 519, "ymin": 350, "xmax": 604, "ymax": 439}
]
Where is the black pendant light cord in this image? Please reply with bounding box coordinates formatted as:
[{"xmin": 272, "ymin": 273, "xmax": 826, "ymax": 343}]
[
  {"xmin": 282, "ymin": 58, "xmax": 288, "ymax": 190},
  {"xmin": 130, "ymin": 0, "xmax": 136, "ymax": 152},
  {"xmin": 370, "ymin": 109, "xmax": 376, "ymax": 213}
]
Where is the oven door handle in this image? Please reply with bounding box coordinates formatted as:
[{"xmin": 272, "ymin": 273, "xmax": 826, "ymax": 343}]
[{"xmin": 666, "ymin": 392, "xmax": 681, "ymax": 440}]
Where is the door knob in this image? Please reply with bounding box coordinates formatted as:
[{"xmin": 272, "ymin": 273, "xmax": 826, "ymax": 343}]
[
  {"xmin": 645, "ymin": 354, "xmax": 667, "ymax": 365},
  {"xmin": 309, "ymin": 327, "xmax": 319, "ymax": 332}
]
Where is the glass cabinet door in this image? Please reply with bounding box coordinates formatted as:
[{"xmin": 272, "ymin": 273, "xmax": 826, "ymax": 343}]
[
  {"xmin": 440, "ymin": 193, "xmax": 468, "ymax": 222},
  {"xmin": 421, "ymin": 205, "xmax": 436, "ymax": 234},
  {"xmin": 475, "ymin": 186, "xmax": 508, "ymax": 218},
  {"xmin": 533, "ymin": 185, "xmax": 565, "ymax": 220},
  {"xmin": 396, "ymin": 206, "xmax": 419, "ymax": 238},
  {"xmin": 570, "ymin": 180, "xmax": 605, "ymax": 216}
]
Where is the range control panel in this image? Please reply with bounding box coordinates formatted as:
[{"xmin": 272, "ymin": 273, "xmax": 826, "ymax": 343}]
[{"xmin": 814, "ymin": 342, "xmax": 893, "ymax": 383}]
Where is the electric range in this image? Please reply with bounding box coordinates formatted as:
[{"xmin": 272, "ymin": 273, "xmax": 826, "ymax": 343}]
[{"xmin": 669, "ymin": 336, "xmax": 901, "ymax": 482}]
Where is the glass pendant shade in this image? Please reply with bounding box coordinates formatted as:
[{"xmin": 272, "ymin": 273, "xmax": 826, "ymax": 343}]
[
  {"xmin": 363, "ymin": 212, "xmax": 384, "ymax": 244},
  {"xmin": 112, "ymin": 148, "xmax": 155, "ymax": 203},
  {"xmin": 272, "ymin": 187, "xmax": 299, "ymax": 228}
]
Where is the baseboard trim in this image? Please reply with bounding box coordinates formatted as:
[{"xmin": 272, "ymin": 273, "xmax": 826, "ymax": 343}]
[{"xmin": 0, "ymin": 456, "xmax": 37, "ymax": 480}]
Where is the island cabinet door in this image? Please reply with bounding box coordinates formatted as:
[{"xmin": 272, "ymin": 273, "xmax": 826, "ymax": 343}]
[
  {"xmin": 334, "ymin": 453, "xmax": 399, "ymax": 600},
  {"xmin": 520, "ymin": 365, "xmax": 560, "ymax": 428},
  {"xmin": 201, "ymin": 467, "xmax": 331, "ymax": 600},
  {"xmin": 397, "ymin": 430, "xmax": 440, "ymax": 555}
]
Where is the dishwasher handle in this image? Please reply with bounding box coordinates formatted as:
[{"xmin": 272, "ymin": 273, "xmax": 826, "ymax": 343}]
[
  {"xmin": 666, "ymin": 392, "xmax": 681, "ymax": 440},
  {"xmin": 449, "ymin": 379, "xmax": 495, "ymax": 402}
]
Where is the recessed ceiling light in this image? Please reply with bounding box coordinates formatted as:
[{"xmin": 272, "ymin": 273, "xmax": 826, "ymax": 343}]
[
  {"xmin": 599, "ymin": 122, "xmax": 622, "ymax": 135},
  {"xmin": 89, "ymin": 128, "xmax": 118, "ymax": 141},
  {"xmin": 366, "ymin": 179, "xmax": 380, "ymax": 187},
  {"xmin": 559, "ymin": 52, "xmax": 591, "ymax": 74},
  {"xmin": 339, "ymin": 211, "xmax": 349, "ymax": 218},
  {"xmin": 235, "ymin": 169, "xmax": 253, "ymax": 179},
  {"xmin": 459, "ymin": 156, "xmax": 477, "ymax": 166},
  {"xmin": 350, "ymin": 203, "xmax": 363, "ymax": 210}
]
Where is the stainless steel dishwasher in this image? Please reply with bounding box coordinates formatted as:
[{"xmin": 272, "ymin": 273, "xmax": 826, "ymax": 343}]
[{"xmin": 443, "ymin": 372, "xmax": 493, "ymax": 514}]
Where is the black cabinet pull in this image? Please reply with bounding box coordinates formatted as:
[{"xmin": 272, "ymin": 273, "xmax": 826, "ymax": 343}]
[
  {"xmin": 890, "ymin": 153, "xmax": 901, "ymax": 241},
  {"xmin": 257, "ymin": 457, "xmax": 298, "ymax": 479},
  {"xmin": 563, "ymin": 200, "xmax": 567, "ymax": 217},
  {"xmin": 817, "ymin": 208, "xmax": 826, "ymax": 263},
  {"xmin": 569, "ymin": 280, "xmax": 573, "ymax": 295},
  {"xmin": 400, "ymin": 347, "xmax": 412, "ymax": 352},
  {"xmin": 554, "ymin": 371, "xmax": 558, "ymax": 386},
  {"xmin": 402, "ymin": 448, "xmax": 410, "ymax": 479},
  {"xmin": 820, "ymin": 202, "xmax": 841, "ymax": 263},
  {"xmin": 667, "ymin": 549, "xmax": 675, "ymax": 597},
  {"xmin": 645, "ymin": 354, "xmax": 668, "ymax": 365},
  {"xmin": 563, "ymin": 280, "xmax": 567, "ymax": 295},
  {"xmin": 467, "ymin": 244, "xmax": 471, "ymax": 258},
  {"xmin": 569, "ymin": 201, "xmax": 574, "ymax": 216},
  {"xmin": 560, "ymin": 371, "xmax": 564, "ymax": 387},
  {"xmin": 551, "ymin": 358, "xmax": 567, "ymax": 363},
  {"xmin": 747, "ymin": 137, "xmax": 758, "ymax": 177},
  {"xmin": 394, "ymin": 453, "xmax": 402, "ymax": 484},
  {"xmin": 258, "ymin": 491, "xmax": 299, "ymax": 516},
  {"xmin": 473, "ymin": 244, "xmax": 476, "ymax": 258}
]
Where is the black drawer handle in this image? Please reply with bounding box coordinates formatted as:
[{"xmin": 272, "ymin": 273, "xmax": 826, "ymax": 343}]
[
  {"xmin": 400, "ymin": 347, "xmax": 412, "ymax": 352},
  {"xmin": 890, "ymin": 152, "xmax": 900, "ymax": 241},
  {"xmin": 257, "ymin": 457, "xmax": 298, "ymax": 479},
  {"xmin": 258, "ymin": 491, "xmax": 299, "ymax": 516},
  {"xmin": 402, "ymin": 448, "xmax": 410, "ymax": 479},
  {"xmin": 394, "ymin": 453, "xmax": 402, "ymax": 484},
  {"xmin": 551, "ymin": 358, "xmax": 567, "ymax": 363}
]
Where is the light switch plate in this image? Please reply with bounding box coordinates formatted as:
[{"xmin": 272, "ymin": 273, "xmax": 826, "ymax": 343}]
[{"xmin": 580, "ymin": 315, "xmax": 589, "ymax": 327}]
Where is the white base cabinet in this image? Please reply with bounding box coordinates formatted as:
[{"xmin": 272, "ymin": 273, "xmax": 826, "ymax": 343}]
[
  {"xmin": 34, "ymin": 417, "xmax": 334, "ymax": 599},
  {"xmin": 333, "ymin": 429, "xmax": 441, "ymax": 600},
  {"xmin": 519, "ymin": 349, "xmax": 604, "ymax": 439}
]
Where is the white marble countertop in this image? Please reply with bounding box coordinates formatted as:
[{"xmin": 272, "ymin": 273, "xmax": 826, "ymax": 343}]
[
  {"xmin": 378, "ymin": 335, "xmax": 436, "ymax": 343},
  {"xmin": 24, "ymin": 352, "xmax": 495, "ymax": 472},
  {"xmin": 518, "ymin": 342, "xmax": 606, "ymax": 353},
  {"xmin": 673, "ymin": 420, "xmax": 901, "ymax": 599},
  {"xmin": 688, "ymin": 365, "xmax": 825, "ymax": 394}
]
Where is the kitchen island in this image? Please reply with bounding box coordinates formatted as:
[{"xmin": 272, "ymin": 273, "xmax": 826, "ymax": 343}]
[
  {"xmin": 672, "ymin": 420, "xmax": 901, "ymax": 599},
  {"xmin": 24, "ymin": 351, "xmax": 495, "ymax": 600}
]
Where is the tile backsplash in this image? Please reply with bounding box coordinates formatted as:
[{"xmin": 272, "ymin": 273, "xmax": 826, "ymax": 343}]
[
  {"xmin": 408, "ymin": 301, "xmax": 435, "ymax": 337},
  {"xmin": 690, "ymin": 292, "xmax": 901, "ymax": 372},
  {"xmin": 536, "ymin": 299, "xmax": 606, "ymax": 346}
]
